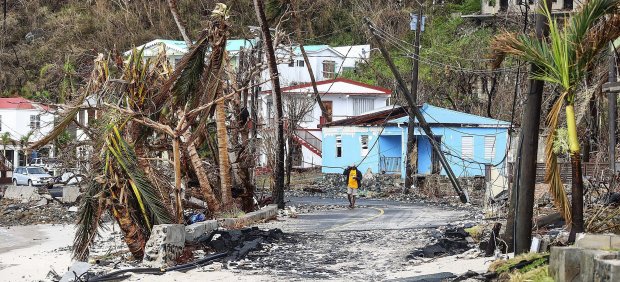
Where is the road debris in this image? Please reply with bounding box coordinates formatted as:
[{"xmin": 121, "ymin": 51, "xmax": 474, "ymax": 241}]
[{"xmin": 407, "ymin": 226, "xmax": 475, "ymax": 259}]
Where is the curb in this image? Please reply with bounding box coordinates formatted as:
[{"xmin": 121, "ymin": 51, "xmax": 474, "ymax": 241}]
[{"xmin": 219, "ymin": 204, "xmax": 278, "ymax": 229}]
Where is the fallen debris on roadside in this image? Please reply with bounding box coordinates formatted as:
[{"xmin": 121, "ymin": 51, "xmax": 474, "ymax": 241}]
[{"xmin": 0, "ymin": 198, "xmax": 77, "ymax": 226}]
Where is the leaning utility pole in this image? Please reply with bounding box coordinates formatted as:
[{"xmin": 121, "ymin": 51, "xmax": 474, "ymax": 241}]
[
  {"xmin": 253, "ymin": 0, "xmax": 285, "ymax": 209},
  {"xmin": 514, "ymin": 0, "xmax": 552, "ymax": 254},
  {"xmin": 405, "ymin": 5, "xmax": 423, "ymax": 191},
  {"xmin": 365, "ymin": 18, "xmax": 468, "ymax": 203}
]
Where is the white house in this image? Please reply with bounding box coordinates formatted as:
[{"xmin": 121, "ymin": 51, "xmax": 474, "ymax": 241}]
[
  {"xmin": 0, "ymin": 97, "xmax": 55, "ymax": 168},
  {"xmin": 260, "ymin": 44, "xmax": 371, "ymax": 91},
  {"xmin": 258, "ymin": 78, "xmax": 392, "ymax": 168},
  {"xmin": 124, "ymin": 39, "xmax": 371, "ymax": 90},
  {"xmin": 478, "ymin": 0, "xmax": 574, "ymax": 16}
]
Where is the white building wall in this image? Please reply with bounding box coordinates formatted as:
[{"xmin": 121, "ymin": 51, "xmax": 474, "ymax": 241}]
[{"xmin": 0, "ymin": 107, "xmax": 54, "ymax": 167}]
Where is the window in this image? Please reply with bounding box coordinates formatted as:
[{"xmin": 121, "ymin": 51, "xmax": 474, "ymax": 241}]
[
  {"xmin": 78, "ymin": 110, "xmax": 86, "ymax": 126},
  {"xmin": 352, "ymin": 98, "xmax": 374, "ymax": 115},
  {"xmin": 266, "ymin": 101, "xmax": 273, "ymax": 124},
  {"xmin": 336, "ymin": 135, "xmax": 342, "ymax": 158},
  {"xmin": 30, "ymin": 115, "xmax": 40, "ymax": 129},
  {"xmin": 322, "ymin": 60, "xmax": 336, "ymax": 79},
  {"xmin": 360, "ymin": 135, "xmax": 369, "ymax": 156},
  {"xmin": 461, "ymin": 136, "xmax": 474, "ymax": 159},
  {"xmin": 288, "ymin": 60, "xmax": 294, "ymax": 67},
  {"xmin": 484, "ymin": 136, "xmax": 496, "ymax": 161},
  {"xmin": 297, "ymin": 60, "xmax": 305, "ymax": 67}
]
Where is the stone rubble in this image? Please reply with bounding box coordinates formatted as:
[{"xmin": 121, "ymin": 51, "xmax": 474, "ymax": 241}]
[{"xmin": 0, "ymin": 198, "xmax": 77, "ymax": 226}]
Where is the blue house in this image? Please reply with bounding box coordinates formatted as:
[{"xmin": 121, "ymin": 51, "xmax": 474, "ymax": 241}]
[{"xmin": 321, "ymin": 104, "xmax": 511, "ymax": 178}]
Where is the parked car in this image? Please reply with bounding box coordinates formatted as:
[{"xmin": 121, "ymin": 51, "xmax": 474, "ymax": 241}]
[
  {"xmin": 12, "ymin": 166, "xmax": 54, "ymax": 187},
  {"xmin": 31, "ymin": 157, "xmax": 61, "ymax": 171}
]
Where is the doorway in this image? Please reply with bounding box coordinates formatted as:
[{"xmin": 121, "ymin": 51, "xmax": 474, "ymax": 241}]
[{"xmin": 322, "ymin": 101, "xmax": 333, "ymax": 122}]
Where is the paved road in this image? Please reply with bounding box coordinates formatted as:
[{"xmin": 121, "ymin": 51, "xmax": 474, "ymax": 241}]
[{"xmin": 272, "ymin": 196, "xmax": 470, "ymax": 233}]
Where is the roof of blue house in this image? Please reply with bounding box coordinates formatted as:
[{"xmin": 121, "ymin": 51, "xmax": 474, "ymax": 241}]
[{"xmin": 324, "ymin": 104, "xmax": 510, "ymax": 127}]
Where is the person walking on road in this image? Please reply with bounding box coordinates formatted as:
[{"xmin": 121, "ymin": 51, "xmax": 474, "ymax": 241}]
[{"xmin": 343, "ymin": 164, "xmax": 362, "ymax": 208}]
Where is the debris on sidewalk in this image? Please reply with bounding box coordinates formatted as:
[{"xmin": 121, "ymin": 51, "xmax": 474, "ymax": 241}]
[{"xmin": 407, "ymin": 226, "xmax": 475, "ymax": 259}]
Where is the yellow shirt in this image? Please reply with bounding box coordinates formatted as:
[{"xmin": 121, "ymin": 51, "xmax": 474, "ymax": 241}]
[{"xmin": 348, "ymin": 169, "xmax": 358, "ymax": 189}]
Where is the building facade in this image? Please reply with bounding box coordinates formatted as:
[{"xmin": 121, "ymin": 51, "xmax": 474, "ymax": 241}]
[
  {"xmin": 258, "ymin": 78, "xmax": 391, "ymax": 168},
  {"xmin": 321, "ymin": 104, "xmax": 511, "ymax": 180},
  {"xmin": 0, "ymin": 97, "xmax": 55, "ymax": 168}
]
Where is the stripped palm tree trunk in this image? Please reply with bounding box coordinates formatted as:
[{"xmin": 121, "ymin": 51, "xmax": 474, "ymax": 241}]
[
  {"xmin": 566, "ymin": 102, "xmax": 585, "ymax": 239},
  {"xmin": 184, "ymin": 130, "xmax": 221, "ymax": 212},
  {"xmin": 215, "ymin": 95, "xmax": 233, "ymax": 208}
]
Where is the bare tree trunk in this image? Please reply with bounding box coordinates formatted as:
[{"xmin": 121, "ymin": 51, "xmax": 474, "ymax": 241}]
[
  {"xmin": 292, "ymin": 0, "xmax": 327, "ymax": 119},
  {"xmin": 215, "ymin": 98, "xmax": 233, "ymax": 208},
  {"xmin": 285, "ymin": 121, "xmax": 294, "ymax": 188},
  {"xmin": 254, "ymin": 0, "xmax": 285, "ymax": 209},
  {"xmin": 184, "ymin": 132, "xmax": 221, "ymax": 213},
  {"xmin": 172, "ymin": 136, "xmax": 183, "ymax": 223},
  {"xmin": 167, "ymin": 0, "xmax": 192, "ymax": 48}
]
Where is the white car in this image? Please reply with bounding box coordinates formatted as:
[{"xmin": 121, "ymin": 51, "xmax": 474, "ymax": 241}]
[
  {"xmin": 12, "ymin": 166, "xmax": 54, "ymax": 186},
  {"xmin": 31, "ymin": 158, "xmax": 61, "ymax": 171}
]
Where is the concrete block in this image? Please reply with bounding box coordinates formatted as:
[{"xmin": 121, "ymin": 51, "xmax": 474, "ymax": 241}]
[
  {"xmin": 62, "ymin": 186, "xmax": 81, "ymax": 203},
  {"xmin": 609, "ymin": 235, "xmax": 620, "ymax": 250},
  {"xmin": 220, "ymin": 205, "xmax": 278, "ymax": 228},
  {"xmin": 3, "ymin": 186, "xmax": 41, "ymax": 201},
  {"xmin": 59, "ymin": 262, "xmax": 91, "ymax": 282},
  {"xmin": 185, "ymin": 220, "xmax": 218, "ymax": 243},
  {"xmin": 576, "ymin": 233, "xmax": 612, "ymax": 250},
  {"xmin": 580, "ymin": 249, "xmax": 617, "ymax": 282},
  {"xmin": 144, "ymin": 224, "xmax": 185, "ymax": 267},
  {"xmin": 594, "ymin": 254, "xmax": 620, "ymax": 282},
  {"xmin": 549, "ymin": 246, "xmax": 582, "ymax": 282}
]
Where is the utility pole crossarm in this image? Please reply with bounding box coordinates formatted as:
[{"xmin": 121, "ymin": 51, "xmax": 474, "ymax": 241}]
[{"xmin": 364, "ymin": 18, "xmax": 469, "ymax": 203}]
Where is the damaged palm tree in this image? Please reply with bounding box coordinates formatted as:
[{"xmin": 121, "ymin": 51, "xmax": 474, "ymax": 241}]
[
  {"xmin": 30, "ymin": 4, "xmax": 253, "ymax": 261},
  {"xmin": 492, "ymin": 0, "xmax": 620, "ymax": 240}
]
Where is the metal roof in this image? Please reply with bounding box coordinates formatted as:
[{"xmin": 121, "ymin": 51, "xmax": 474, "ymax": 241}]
[{"xmin": 323, "ymin": 104, "xmax": 510, "ymax": 127}]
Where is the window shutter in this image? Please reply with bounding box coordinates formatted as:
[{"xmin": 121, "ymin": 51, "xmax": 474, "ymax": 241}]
[
  {"xmin": 360, "ymin": 135, "xmax": 369, "ymax": 156},
  {"xmin": 484, "ymin": 136, "xmax": 496, "ymax": 160},
  {"xmin": 352, "ymin": 98, "xmax": 374, "ymax": 115},
  {"xmin": 461, "ymin": 136, "xmax": 474, "ymax": 159}
]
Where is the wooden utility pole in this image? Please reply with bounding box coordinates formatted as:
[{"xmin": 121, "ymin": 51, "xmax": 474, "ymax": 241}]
[
  {"xmin": 405, "ymin": 5, "xmax": 423, "ymax": 191},
  {"xmin": 609, "ymin": 44, "xmax": 617, "ymax": 180},
  {"xmin": 365, "ymin": 18, "xmax": 468, "ymax": 203},
  {"xmin": 253, "ymin": 0, "xmax": 285, "ymax": 209},
  {"xmin": 514, "ymin": 0, "xmax": 552, "ymax": 254},
  {"xmin": 293, "ymin": 0, "xmax": 328, "ymax": 120}
]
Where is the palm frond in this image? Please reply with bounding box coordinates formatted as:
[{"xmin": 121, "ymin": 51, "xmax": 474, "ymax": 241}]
[
  {"xmin": 72, "ymin": 177, "xmax": 107, "ymax": 260},
  {"xmin": 30, "ymin": 106, "xmax": 81, "ymax": 150},
  {"xmin": 106, "ymin": 126, "xmax": 174, "ymax": 225},
  {"xmin": 161, "ymin": 30, "xmax": 211, "ymax": 109},
  {"xmin": 544, "ymin": 92, "xmax": 572, "ymax": 223}
]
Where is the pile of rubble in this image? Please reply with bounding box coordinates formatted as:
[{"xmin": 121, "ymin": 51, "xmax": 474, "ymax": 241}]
[
  {"xmin": 0, "ymin": 185, "xmax": 82, "ymax": 226},
  {"xmin": 0, "ymin": 198, "xmax": 78, "ymax": 226}
]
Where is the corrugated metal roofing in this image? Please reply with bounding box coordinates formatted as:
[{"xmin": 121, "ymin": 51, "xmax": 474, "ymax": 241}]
[
  {"xmin": 324, "ymin": 104, "xmax": 510, "ymax": 127},
  {"xmin": 0, "ymin": 97, "xmax": 42, "ymax": 110}
]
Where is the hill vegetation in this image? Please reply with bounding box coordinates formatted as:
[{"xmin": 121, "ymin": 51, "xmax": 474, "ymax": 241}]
[{"xmin": 1, "ymin": 0, "xmax": 528, "ymax": 120}]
